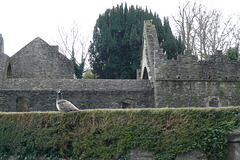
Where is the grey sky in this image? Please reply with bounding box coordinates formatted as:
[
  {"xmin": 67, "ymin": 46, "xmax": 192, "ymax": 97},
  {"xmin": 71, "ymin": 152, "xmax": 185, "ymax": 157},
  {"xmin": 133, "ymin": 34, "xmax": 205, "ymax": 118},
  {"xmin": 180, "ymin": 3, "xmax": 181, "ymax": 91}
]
[{"xmin": 0, "ymin": 0, "xmax": 239, "ymax": 56}]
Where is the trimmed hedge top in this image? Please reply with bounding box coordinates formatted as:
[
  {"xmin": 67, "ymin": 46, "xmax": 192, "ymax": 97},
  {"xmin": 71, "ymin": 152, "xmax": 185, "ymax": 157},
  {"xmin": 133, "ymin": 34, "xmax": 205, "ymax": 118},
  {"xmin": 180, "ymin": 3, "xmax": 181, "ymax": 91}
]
[{"xmin": 0, "ymin": 107, "xmax": 240, "ymax": 160}]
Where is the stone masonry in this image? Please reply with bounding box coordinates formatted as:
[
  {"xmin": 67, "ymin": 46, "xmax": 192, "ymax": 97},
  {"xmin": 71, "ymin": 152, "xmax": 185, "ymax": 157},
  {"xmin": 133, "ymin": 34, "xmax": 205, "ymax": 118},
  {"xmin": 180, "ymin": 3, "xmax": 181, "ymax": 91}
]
[
  {"xmin": 1, "ymin": 20, "xmax": 240, "ymax": 111},
  {"xmin": 139, "ymin": 20, "xmax": 240, "ymax": 108},
  {"xmin": 0, "ymin": 34, "xmax": 4, "ymax": 54},
  {"xmin": 0, "ymin": 79, "xmax": 153, "ymax": 111},
  {"xmin": 9, "ymin": 37, "xmax": 73, "ymax": 79},
  {"xmin": 0, "ymin": 36, "xmax": 153, "ymax": 112},
  {"xmin": 139, "ymin": 20, "xmax": 160, "ymax": 82}
]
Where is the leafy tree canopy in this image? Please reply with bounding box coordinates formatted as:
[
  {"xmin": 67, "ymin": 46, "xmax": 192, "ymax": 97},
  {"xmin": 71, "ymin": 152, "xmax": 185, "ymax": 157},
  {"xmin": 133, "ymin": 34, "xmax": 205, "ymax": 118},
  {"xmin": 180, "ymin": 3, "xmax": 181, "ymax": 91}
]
[{"xmin": 89, "ymin": 3, "xmax": 185, "ymax": 79}]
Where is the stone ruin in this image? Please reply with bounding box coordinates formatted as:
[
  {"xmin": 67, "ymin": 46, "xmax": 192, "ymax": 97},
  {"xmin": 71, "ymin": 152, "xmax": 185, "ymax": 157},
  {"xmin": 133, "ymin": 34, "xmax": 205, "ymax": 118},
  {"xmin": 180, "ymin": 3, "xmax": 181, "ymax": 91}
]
[
  {"xmin": 1, "ymin": 20, "xmax": 240, "ymax": 159},
  {"xmin": 0, "ymin": 34, "xmax": 153, "ymax": 112},
  {"xmin": 1, "ymin": 20, "xmax": 240, "ymax": 112},
  {"xmin": 140, "ymin": 20, "xmax": 240, "ymax": 108}
]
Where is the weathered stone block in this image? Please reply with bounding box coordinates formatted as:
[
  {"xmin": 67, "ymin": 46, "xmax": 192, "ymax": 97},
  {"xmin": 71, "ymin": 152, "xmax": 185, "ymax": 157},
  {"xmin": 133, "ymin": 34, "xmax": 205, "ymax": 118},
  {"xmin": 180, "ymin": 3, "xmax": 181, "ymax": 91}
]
[
  {"xmin": 225, "ymin": 143, "xmax": 240, "ymax": 160},
  {"xmin": 175, "ymin": 148, "xmax": 207, "ymax": 160},
  {"xmin": 225, "ymin": 126, "xmax": 240, "ymax": 160},
  {"xmin": 128, "ymin": 148, "xmax": 156, "ymax": 160}
]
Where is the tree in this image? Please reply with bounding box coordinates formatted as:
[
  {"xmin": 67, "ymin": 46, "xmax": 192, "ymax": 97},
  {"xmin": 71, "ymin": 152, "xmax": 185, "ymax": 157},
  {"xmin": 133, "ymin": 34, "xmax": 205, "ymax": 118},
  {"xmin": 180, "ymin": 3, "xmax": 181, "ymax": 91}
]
[
  {"xmin": 173, "ymin": 1, "xmax": 199, "ymax": 52},
  {"xmin": 89, "ymin": 3, "xmax": 184, "ymax": 79},
  {"xmin": 173, "ymin": 1, "xmax": 239, "ymax": 60},
  {"xmin": 83, "ymin": 69, "xmax": 96, "ymax": 79},
  {"xmin": 56, "ymin": 22, "xmax": 89, "ymax": 79},
  {"xmin": 227, "ymin": 45, "xmax": 239, "ymax": 60},
  {"xmin": 162, "ymin": 17, "xmax": 185, "ymax": 59}
]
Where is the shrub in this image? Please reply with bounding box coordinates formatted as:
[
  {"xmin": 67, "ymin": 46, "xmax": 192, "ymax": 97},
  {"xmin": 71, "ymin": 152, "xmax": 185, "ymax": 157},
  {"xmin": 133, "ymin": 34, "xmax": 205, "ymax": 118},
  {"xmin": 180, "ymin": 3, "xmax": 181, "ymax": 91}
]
[{"xmin": 0, "ymin": 108, "xmax": 240, "ymax": 159}]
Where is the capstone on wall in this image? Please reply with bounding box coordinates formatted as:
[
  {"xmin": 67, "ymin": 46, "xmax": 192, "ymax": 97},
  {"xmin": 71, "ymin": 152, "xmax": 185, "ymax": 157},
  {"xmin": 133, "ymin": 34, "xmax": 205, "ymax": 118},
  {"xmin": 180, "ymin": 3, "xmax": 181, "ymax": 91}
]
[{"xmin": 9, "ymin": 37, "xmax": 73, "ymax": 79}]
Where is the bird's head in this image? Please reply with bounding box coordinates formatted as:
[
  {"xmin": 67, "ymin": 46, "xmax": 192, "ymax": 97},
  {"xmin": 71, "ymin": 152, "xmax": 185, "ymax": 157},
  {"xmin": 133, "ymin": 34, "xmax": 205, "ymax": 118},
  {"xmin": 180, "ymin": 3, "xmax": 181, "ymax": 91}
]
[{"xmin": 56, "ymin": 90, "xmax": 63, "ymax": 99}]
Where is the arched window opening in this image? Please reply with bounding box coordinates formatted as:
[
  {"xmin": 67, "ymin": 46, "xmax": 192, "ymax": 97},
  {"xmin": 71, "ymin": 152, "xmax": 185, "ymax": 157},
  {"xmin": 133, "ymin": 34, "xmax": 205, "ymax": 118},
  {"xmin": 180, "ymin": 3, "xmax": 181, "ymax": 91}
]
[
  {"xmin": 143, "ymin": 67, "xmax": 149, "ymax": 79},
  {"xmin": 209, "ymin": 98, "xmax": 219, "ymax": 107},
  {"xmin": 6, "ymin": 63, "xmax": 13, "ymax": 78},
  {"xmin": 121, "ymin": 99, "xmax": 135, "ymax": 109},
  {"xmin": 16, "ymin": 97, "xmax": 30, "ymax": 112},
  {"xmin": 122, "ymin": 102, "xmax": 131, "ymax": 109}
]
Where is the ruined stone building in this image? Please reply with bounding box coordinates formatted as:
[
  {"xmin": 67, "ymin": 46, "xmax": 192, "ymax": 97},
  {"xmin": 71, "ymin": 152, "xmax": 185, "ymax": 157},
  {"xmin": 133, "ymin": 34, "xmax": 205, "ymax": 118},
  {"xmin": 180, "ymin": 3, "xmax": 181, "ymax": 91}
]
[
  {"xmin": 0, "ymin": 34, "xmax": 152, "ymax": 112},
  {"xmin": 1, "ymin": 20, "xmax": 240, "ymax": 111},
  {"xmin": 141, "ymin": 20, "xmax": 240, "ymax": 108}
]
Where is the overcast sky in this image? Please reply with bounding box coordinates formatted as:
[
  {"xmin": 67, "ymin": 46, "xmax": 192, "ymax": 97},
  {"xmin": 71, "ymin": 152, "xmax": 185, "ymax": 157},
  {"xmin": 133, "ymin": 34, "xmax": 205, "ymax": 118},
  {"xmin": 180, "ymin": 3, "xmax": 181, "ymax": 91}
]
[{"xmin": 0, "ymin": 0, "xmax": 239, "ymax": 56}]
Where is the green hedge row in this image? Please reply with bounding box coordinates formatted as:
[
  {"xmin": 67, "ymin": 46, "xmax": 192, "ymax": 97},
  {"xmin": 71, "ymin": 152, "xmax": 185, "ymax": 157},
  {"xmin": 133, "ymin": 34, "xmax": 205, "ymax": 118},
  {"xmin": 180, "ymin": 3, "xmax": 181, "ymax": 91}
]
[{"xmin": 0, "ymin": 108, "xmax": 240, "ymax": 160}]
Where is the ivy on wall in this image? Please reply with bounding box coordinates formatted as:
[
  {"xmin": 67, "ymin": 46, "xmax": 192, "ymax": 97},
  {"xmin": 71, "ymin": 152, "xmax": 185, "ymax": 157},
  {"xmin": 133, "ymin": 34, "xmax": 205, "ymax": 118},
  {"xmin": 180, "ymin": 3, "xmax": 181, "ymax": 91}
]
[{"xmin": 0, "ymin": 108, "xmax": 240, "ymax": 159}]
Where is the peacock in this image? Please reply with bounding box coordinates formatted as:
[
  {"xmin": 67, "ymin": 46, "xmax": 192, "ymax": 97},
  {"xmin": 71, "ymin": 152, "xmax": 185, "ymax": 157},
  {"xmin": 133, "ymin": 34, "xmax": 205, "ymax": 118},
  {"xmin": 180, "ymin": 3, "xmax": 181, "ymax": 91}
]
[{"xmin": 56, "ymin": 90, "xmax": 80, "ymax": 112}]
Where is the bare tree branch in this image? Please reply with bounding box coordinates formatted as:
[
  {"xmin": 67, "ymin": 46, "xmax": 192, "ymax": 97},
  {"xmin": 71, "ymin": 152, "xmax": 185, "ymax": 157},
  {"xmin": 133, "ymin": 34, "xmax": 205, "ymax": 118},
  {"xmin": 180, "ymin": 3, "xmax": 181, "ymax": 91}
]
[
  {"xmin": 173, "ymin": 1, "xmax": 240, "ymax": 60},
  {"xmin": 55, "ymin": 21, "xmax": 90, "ymax": 78}
]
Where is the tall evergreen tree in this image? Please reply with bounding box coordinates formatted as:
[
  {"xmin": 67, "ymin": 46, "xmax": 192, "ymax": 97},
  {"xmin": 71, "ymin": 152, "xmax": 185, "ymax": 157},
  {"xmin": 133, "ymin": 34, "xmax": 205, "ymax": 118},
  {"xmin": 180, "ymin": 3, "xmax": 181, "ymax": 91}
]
[
  {"xmin": 162, "ymin": 17, "xmax": 185, "ymax": 59},
  {"xmin": 89, "ymin": 3, "xmax": 185, "ymax": 79}
]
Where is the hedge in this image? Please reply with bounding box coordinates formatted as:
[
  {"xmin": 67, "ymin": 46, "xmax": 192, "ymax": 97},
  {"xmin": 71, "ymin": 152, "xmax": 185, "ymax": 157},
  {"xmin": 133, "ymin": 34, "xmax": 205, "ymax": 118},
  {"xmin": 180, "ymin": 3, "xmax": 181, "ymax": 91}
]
[{"xmin": 0, "ymin": 107, "xmax": 240, "ymax": 159}]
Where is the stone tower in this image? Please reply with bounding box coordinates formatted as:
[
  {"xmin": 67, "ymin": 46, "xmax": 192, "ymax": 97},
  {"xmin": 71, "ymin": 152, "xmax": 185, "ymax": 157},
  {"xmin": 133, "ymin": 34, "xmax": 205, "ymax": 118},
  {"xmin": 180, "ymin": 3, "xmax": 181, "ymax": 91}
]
[{"xmin": 0, "ymin": 34, "xmax": 4, "ymax": 54}]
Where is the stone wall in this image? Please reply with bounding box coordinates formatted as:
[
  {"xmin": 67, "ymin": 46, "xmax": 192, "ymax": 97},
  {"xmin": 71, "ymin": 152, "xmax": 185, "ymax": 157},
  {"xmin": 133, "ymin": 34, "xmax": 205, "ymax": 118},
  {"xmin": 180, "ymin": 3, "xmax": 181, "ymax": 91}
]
[
  {"xmin": 0, "ymin": 35, "xmax": 153, "ymax": 112},
  {"xmin": 138, "ymin": 20, "xmax": 240, "ymax": 108},
  {"xmin": 139, "ymin": 20, "xmax": 160, "ymax": 82},
  {"xmin": 0, "ymin": 79, "xmax": 153, "ymax": 111},
  {"xmin": 0, "ymin": 53, "xmax": 9, "ymax": 87},
  {"xmin": 0, "ymin": 34, "xmax": 8, "ymax": 85},
  {"xmin": 154, "ymin": 80, "xmax": 240, "ymax": 108},
  {"xmin": 154, "ymin": 52, "xmax": 240, "ymax": 81},
  {"xmin": 9, "ymin": 37, "xmax": 73, "ymax": 79},
  {"xmin": 0, "ymin": 34, "xmax": 4, "ymax": 54},
  {"xmin": 153, "ymin": 50, "xmax": 240, "ymax": 108}
]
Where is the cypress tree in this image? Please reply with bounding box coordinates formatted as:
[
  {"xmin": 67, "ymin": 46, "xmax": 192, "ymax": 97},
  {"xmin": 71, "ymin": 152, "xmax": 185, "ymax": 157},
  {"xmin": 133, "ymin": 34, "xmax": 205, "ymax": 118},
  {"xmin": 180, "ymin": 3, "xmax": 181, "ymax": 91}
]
[
  {"xmin": 177, "ymin": 35, "xmax": 185, "ymax": 55},
  {"xmin": 89, "ymin": 3, "xmax": 184, "ymax": 79}
]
